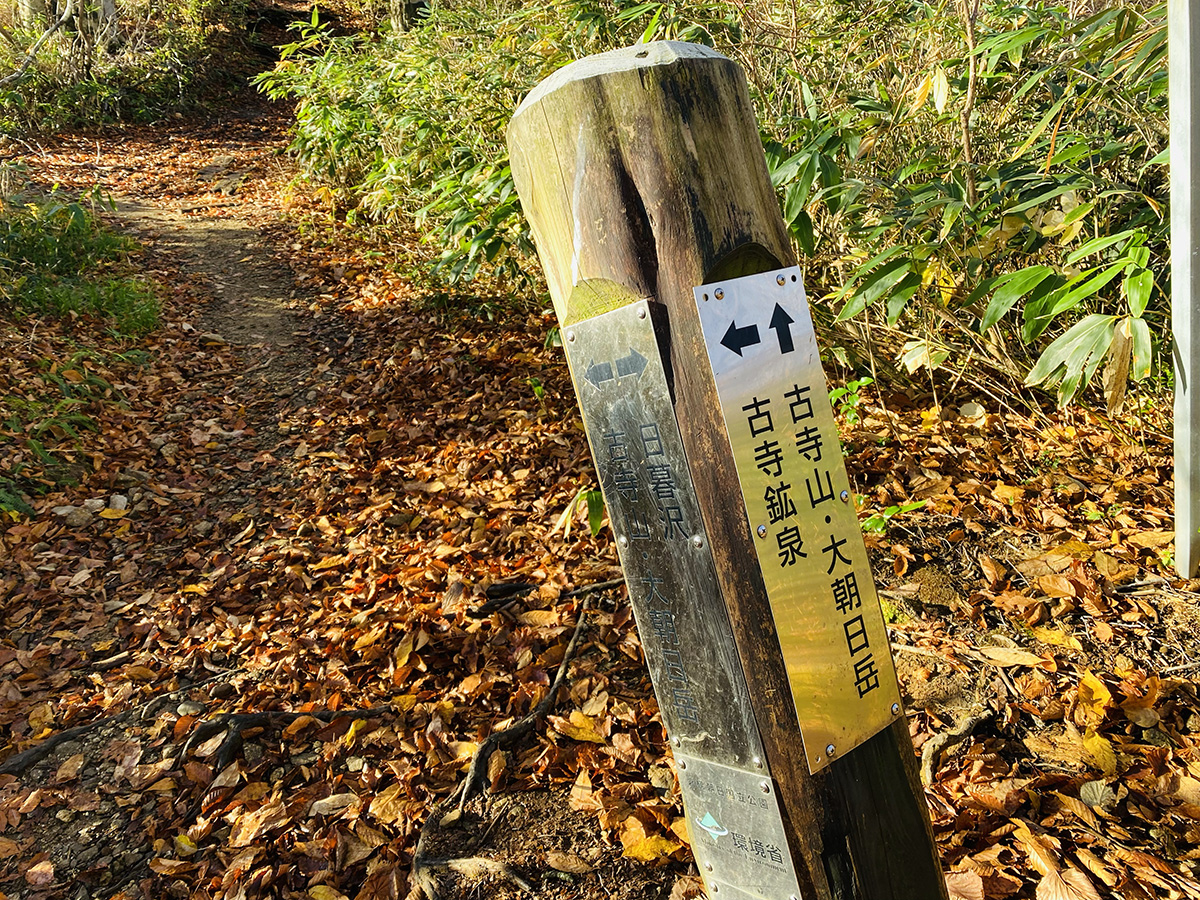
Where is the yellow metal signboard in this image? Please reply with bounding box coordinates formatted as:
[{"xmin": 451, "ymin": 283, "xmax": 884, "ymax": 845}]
[{"xmin": 694, "ymin": 268, "xmax": 903, "ymax": 773}]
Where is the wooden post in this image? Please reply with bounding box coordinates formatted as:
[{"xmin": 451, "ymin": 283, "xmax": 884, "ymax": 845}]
[
  {"xmin": 1170, "ymin": 0, "xmax": 1200, "ymax": 578},
  {"xmin": 508, "ymin": 42, "xmax": 947, "ymax": 899}
]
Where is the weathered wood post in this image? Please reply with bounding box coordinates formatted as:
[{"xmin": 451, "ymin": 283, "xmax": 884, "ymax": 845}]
[
  {"xmin": 1170, "ymin": 0, "xmax": 1200, "ymax": 578},
  {"xmin": 508, "ymin": 43, "xmax": 947, "ymax": 899}
]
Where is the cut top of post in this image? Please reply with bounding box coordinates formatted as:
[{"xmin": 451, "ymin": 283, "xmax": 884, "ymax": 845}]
[
  {"xmin": 514, "ymin": 41, "xmax": 730, "ymax": 120},
  {"xmin": 508, "ymin": 40, "xmax": 789, "ymax": 327}
]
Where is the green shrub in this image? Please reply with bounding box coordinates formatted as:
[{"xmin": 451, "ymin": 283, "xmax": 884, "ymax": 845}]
[
  {"xmin": 0, "ymin": 0, "xmax": 254, "ymax": 131},
  {"xmin": 0, "ymin": 349, "xmax": 126, "ymax": 518},
  {"xmin": 260, "ymin": 0, "xmax": 1169, "ymax": 409},
  {"xmin": 800, "ymin": 3, "xmax": 1168, "ymax": 408},
  {"xmin": 255, "ymin": 1, "xmax": 739, "ymax": 289},
  {"xmin": 0, "ymin": 185, "xmax": 157, "ymax": 517},
  {"xmin": 0, "ymin": 190, "xmax": 160, "ymax": 335}
]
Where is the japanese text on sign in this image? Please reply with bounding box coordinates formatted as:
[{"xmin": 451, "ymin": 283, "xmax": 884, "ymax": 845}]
[
  {"xmin": 736, "ymin": 390, "xmax": 880, "ymax": 700},
  {"xmin": 565, "ymin": 299, "xmax": 809, "ymax": 900}
]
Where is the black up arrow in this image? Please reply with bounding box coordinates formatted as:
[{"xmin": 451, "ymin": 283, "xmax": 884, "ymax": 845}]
[
  {"xmin": 769, "ymin": 303, "xmax": 796, "ymax": 354},
  {"xmin": 584, "ymin": 360, "xmax": 614, "ymax": 388},
  {"xmin": 615, "ymin": 347, "xmax": 648, "ymax": 379},
  {"xmin": 721, "ymin": 321, "xmax": 761, "ymax": 356}
]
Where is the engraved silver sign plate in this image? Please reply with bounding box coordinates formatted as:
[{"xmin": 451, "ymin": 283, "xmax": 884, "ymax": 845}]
[
  {"xmin": 675, "ymin": 754, "xmax": 803, "ymax": 900},
  {"xmin": 564, "ymin": 300, "xmax": 805, "ymax": 900},
  {"xmin": 563, "ymin": 300, "xmax": 763, "ymax": 768},
  {"xmin": 694, "ymin": 268, "xmax": 902, "ymax": 774}
]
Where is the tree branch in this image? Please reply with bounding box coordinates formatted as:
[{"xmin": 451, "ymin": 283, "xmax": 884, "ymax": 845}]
[
  {"xmin": 0, "ymin": 20, "xmax": 27, "ymax": 52},
  {"xmin": 0, "ymin": 0, "xmax": 74, "ymax": 89},
  {"xmin": 457, "ymin": 600, "xmax": 591, "ymax": 811},
  {"xmin": 410, "ymin": 602, "xmax": 591, "ymax": 900}
]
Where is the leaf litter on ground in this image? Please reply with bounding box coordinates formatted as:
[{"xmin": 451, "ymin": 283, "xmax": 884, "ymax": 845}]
[{"xmin": 1, "ymin": 96, "xmax": 1199, "ymax": 900}]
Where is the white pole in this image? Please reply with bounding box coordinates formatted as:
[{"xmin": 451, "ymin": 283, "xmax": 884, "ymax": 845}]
[{"xmin": 1171, "ymin": 0, "xmax": 1200, "ymax": 577}]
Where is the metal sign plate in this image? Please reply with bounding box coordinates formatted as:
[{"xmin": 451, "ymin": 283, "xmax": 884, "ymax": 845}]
[
  {"xmin": 693, "ymin": 268, "xmax": 903, "ymax": 774},
  {"xmin": 563, "ymin": 301, "xmax": 805, "ymax": 900},
  {"xmin": 676, "ymin": 754, "xmax": 804, "ymax": 900}
]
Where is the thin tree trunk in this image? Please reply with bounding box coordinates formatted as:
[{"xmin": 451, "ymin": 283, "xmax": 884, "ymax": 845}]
[
  {"xmin": 388, "ymin": 0, "xmax": 411, "ymax": 31},
  {"xmin": 75, "ymin": 0, "xmax": 117, "ymax": 43},
  {"xmin": 16, "ymin": 0, "xmax": 49, "ymax": 28},
  {"xmin": 1, "ymin": 0, "xmax": 71, "ymax": 86},
  {"xmin": 388, "ymin": 0, "xmax": 429, "ymax": 32},
  {"xmin": 960, "ymin": 0, "xmax": 980, "ymax": 205}
]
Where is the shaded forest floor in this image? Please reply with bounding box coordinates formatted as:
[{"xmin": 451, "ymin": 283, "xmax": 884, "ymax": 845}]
[{"xmin": 2, "ymin": 93, "xmax": 1200, "ymax": 900}]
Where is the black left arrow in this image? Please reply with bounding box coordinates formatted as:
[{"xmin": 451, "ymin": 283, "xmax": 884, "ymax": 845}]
[
  {"xmin": 721, "ymin": 320, "xmax": 761, "ymax": 356},
  {"xmin": 584, "ymin": 360, "xmax": 614, "ymax": 388},
  {"xmin": 769, "ymin": 303, "xmax": 796, "ymax": 354}
]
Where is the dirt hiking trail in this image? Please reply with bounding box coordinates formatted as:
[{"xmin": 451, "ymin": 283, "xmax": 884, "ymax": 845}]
[{"xmin": 4, "ymin": 98, "xmax": 686, "ymax": 900}]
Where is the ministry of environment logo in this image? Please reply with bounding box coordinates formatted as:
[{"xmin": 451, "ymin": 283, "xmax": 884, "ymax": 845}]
[{"xmin": 696, "ymin": 812, "xmax": 728, "ymax": 840}]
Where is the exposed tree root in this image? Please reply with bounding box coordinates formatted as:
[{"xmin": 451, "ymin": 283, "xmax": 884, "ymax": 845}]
[
  {"xmin": 179, "ymin": 704, "xmax": 396, "ymax": 772},
  {"xmin": 920, "ymin": 710, "xmax": 991, "ymax": 786},
  {"xmin": 0, "ymin": 668, "xmax": 236, "ymax": 776},
  {"xmin": 565, "ymin": 578, "xmax": 625, "ymax": 598},
  {"xmin": 410, "ymin": 601, "xmax": 592, "ymax": 900},
  {"xmin": 470, "ymin": 577, "xmax": 622, "ymax": 618},
  {"xmin": 0, "ymin": 721, "xmax": 106, "ymax": 777},
  {"xmin": 458, "ymin": 600, "xmax": 591, "ymax": 812},
  {"xmin": 416, "ymin": 855, "xmax": 534, "ymax": 900}
]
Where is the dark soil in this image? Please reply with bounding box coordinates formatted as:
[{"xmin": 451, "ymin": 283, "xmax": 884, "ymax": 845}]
[{"xmin": 418, "ymin": 791, "xmax": 694, "ymax": 900}]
